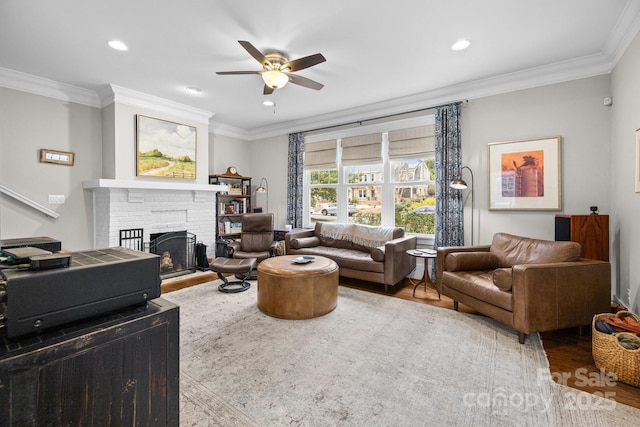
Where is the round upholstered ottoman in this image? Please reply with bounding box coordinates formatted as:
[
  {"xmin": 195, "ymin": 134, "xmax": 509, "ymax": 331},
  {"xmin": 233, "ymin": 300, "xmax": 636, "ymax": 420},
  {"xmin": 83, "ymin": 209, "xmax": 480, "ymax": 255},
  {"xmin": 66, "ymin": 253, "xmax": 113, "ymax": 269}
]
[{"xmin": 257, "ymin": 255, "xmax": 338, "ymax": 319}]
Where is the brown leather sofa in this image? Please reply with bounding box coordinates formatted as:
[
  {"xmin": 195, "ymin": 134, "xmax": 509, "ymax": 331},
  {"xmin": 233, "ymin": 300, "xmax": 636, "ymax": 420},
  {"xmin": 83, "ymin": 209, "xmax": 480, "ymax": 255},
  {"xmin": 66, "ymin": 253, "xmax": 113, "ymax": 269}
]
[
  {"xmin": 285, "ymin": 222, "xmax": 416, "ymax": 292},
  {"xmin": 436, "ymin": 232, "xmax": 611, "ymax": 343}
]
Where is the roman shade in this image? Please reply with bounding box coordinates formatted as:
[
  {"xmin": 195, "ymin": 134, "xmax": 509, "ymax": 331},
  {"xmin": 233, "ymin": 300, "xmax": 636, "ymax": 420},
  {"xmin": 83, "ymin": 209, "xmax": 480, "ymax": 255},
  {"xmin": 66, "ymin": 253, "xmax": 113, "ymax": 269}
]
[
  {"xmin": 388, "ymin": 125, "xmax": 435, "ymax": 159},
  {"xmin": 304, "ymin": 139, "xmax": 337, "ymax": 170},
  {"xmin": 341, "ymin": 133, "xmax": 382, "ymax": 165}
]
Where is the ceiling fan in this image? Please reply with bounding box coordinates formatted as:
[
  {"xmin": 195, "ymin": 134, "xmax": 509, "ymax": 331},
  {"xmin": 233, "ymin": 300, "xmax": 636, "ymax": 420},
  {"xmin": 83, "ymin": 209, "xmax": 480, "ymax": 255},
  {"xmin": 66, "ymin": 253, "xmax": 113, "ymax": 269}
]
[{"xmin": 216, "ymin": 40, "xmax": 326, "ymax": 95}]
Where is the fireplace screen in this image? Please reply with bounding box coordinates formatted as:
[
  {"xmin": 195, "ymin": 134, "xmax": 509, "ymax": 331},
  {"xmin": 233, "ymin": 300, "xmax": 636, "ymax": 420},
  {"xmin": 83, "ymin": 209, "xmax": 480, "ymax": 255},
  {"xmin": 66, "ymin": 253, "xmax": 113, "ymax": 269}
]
[{"xmin": 149, "ymin": 231, "xmax": 196, "ymax": 278}]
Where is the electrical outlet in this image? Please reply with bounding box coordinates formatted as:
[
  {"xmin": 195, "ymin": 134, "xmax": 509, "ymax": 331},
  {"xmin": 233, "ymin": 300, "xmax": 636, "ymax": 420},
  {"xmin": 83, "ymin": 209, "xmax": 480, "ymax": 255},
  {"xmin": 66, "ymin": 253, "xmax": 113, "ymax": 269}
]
[{"xmin": 48, "ymin": 195, "xmax": 65, "ymax": 204}]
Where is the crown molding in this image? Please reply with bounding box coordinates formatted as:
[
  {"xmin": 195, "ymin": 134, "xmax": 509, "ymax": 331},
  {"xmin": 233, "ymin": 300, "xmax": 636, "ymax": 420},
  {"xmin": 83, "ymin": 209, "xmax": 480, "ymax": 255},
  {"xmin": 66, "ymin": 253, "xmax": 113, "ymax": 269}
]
[
  {"xmin": 603, "ymin": 0, "xmax": 640, "ymax": 65},
  {"xmin": 98, "ymin": 84, "xmax": 214, "ymax": 125},
  {"xmin": 0, "ymin": 67, "xmax": 101, "ymax": 107},
  {"xmin": 208, "ymin": 121, "xmax": 251, "ymax": 140}
]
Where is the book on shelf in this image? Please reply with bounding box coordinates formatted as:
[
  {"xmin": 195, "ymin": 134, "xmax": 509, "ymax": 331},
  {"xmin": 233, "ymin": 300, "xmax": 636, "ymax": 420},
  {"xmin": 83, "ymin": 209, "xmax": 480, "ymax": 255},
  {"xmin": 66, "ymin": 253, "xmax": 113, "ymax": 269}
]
[
  {"xmin": 218, "ymin": 199, "xmax": 249, "ymax": 216},
  {"xmin": 224, "ymin": 203, "xmax": 236, "ymax": 214}
]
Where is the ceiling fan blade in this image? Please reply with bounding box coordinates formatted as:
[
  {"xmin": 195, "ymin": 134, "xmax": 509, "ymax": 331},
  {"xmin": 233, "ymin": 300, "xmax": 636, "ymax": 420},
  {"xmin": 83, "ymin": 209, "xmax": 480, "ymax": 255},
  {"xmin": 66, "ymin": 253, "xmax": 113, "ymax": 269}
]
[
  {"xmin": 287, "ymin": 74, "xmax": 324, "ymax": 90},
  {"xmin": 238, "ymin": 40, "xmax": 271, "ymax": 67},
  {"xmin": 263, "ymin": 85, "xmax": 274, "ymax": 95},
  {"xmin": 216, "ymin": 71, "xmax": 261, "ymax": 75},
  {"xmin": 283, "ymin": 53, "xmax": 326, "ymax": 72}
]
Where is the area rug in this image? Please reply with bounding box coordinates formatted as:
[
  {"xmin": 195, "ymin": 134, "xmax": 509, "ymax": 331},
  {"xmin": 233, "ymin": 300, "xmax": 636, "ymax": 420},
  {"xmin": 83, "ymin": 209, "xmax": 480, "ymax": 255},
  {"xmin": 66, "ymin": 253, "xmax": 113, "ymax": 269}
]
[{"xmin": 162, "ymin": 281, "xmax": 640, "ymax": 426}]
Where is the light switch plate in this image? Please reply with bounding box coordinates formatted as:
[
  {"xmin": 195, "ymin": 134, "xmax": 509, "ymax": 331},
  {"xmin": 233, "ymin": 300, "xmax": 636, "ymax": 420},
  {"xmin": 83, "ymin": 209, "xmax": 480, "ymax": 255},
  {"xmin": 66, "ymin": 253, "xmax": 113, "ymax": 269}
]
[{"xmin": 48, "ymin": 195, "xmax": 65, "ymax": 204}]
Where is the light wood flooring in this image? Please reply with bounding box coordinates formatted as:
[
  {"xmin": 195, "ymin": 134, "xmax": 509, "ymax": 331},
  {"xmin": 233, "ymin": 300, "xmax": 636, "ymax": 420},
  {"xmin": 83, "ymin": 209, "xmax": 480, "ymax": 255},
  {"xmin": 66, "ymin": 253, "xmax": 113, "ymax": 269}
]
[{"xmin": 161, "ymin": 272, "xmax": 639, "ymax": 410}]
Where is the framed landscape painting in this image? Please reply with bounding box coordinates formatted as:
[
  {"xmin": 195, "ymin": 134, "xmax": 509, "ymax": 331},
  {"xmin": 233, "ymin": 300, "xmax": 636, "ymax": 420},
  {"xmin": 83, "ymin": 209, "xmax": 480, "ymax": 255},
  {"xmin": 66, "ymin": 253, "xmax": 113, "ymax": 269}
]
[
  {"xmin": 136, "ymin": 115, "xmax": 196, "ymax": 179},
  {"xmin": 487, "ymin": 136, "xmax": 562, "ymax": 210}
]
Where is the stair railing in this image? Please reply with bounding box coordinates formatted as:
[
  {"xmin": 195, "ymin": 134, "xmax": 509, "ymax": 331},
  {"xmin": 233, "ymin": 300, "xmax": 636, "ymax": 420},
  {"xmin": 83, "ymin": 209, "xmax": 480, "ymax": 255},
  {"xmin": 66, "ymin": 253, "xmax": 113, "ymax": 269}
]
[{"xmin": 0, "ymin": 184, "xmax": 60, "ymax": 219}]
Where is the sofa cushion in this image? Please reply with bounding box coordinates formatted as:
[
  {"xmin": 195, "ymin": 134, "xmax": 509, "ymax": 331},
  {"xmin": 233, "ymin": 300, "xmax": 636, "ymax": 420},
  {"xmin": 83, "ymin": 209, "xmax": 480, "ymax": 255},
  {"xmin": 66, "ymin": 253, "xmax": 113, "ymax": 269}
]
[
  {"xmin": 489, "ymin": 232, "xmax": 581, "ymax": 267},
  {"xmin": 291, "ymin": 246, "xmax": 384, "ymax": 273},
  {"xmin": 442, "ymin": 270, "xmax": 513, "ymax": 312},
  {"xmin": 444, "ymin": 252, "xmax": 499, "ymax": 272},
  {"xmin": 492, "ymin": 268, "xmax": 513, "ymax": 291},
  {"xmin": 289, "ymin": 236, "xmax": 320, "ymax": 249},
  {"xmin": 370, "ymin": 246, "xmax": 385, "ymax": 262}
]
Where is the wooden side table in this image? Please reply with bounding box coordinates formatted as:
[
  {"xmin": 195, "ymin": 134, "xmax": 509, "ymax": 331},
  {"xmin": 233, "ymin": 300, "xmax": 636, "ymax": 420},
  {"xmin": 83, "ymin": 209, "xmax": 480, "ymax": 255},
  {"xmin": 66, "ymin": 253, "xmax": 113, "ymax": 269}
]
[{"xmin": 406, "ymin": 249, "xmax": 439, "ymax": 298}]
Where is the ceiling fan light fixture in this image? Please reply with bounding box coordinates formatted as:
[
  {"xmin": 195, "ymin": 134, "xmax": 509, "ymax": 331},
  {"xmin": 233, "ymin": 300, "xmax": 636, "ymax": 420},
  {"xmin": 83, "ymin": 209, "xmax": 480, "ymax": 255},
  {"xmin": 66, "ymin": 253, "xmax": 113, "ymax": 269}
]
[{"xmin": 262, "ymin": 70, "xmax": 289, "ymax": 89}]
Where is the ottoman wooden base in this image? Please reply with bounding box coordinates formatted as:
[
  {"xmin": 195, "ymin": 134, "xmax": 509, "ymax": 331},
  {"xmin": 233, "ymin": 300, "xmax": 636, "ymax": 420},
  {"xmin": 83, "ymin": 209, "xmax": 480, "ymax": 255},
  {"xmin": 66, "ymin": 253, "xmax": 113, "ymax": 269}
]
[{"xmin": 257, "ymin": 255, "xmax": 338, "ymax": 319}]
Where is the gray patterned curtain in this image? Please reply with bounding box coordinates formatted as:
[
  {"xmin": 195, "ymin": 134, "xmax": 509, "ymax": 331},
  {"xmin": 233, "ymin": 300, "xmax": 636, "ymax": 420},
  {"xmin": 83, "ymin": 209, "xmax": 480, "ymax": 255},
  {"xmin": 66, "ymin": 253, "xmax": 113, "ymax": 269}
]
[
  {"xmin": 434, "ymin": 103, "xmax": 463, "ymax": 251},
  {"xmin": 287, "ymin": 132, "xmax": 305, "ymax": 228}
]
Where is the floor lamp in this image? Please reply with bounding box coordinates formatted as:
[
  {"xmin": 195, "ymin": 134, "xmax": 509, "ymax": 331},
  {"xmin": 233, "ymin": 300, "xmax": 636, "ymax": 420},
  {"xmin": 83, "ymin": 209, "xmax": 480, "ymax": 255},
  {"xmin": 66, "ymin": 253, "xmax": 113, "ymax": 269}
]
[
  {"xmin": 450, "ymin": 166, "xmax": 474, "ymax": 245},
  {"xmin": 255, "ymin": 177, "xmax": 269, "ymax": 213}
]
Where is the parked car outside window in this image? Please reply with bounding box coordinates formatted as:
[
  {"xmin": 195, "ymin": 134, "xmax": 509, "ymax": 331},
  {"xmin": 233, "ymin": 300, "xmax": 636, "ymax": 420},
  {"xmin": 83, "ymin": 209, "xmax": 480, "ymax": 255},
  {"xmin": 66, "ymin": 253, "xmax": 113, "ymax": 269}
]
[
  {"xmin": 410, "ymin": 206, "xmax": 435, "ymax": 214},
  {"xmin": 322, "ymin": 203, "xmax": 356, "ymax": 216}
]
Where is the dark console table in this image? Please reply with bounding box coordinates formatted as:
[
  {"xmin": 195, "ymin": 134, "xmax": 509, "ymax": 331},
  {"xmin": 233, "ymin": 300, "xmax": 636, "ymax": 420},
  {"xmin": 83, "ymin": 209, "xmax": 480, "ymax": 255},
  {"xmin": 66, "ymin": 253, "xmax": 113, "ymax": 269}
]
[{"xmin": 0, "ymin": 298, "xmax": 179, "ymax": 426}]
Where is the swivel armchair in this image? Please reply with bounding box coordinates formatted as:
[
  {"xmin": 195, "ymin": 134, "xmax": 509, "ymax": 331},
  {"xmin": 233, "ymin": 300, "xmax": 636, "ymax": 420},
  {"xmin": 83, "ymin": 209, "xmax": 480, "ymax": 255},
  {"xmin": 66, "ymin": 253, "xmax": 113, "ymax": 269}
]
[{"xmin": 227, "ymin": 213, "xmax": 277, "ymax": 279}]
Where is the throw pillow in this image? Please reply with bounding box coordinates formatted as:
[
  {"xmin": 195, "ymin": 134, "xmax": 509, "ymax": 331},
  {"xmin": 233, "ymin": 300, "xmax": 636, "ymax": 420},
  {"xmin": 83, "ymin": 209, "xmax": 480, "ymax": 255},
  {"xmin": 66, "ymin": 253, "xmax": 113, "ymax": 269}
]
[
  {"xmin": 370, "ymin": 246, "xmax": 385, "ymax": 262},
  {"xmin": 444, "ymin": 252, "xmax": 499, "ymax": 272},
  {"xmin": 492, "ymin": 268, "xmax": 513, "ymax": 291},
  {"xmin": 290, "ymin": 236, "xmax": 320, "ymax": 249}
]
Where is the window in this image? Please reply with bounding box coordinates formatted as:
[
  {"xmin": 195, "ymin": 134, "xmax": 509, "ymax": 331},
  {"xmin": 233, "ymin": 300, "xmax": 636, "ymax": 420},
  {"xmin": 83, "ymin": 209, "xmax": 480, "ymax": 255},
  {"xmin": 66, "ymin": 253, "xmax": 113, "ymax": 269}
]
[
  {"xmin": 388, "ymin": 125, "xmax": 436, "ymax": 234},
  {"xmin": 304, "ymin": 117, "xmax": 435, "ymax": 235},
  {"xmin": 346, "ymin": 164, "xmax": 382, "ymax": 226},
  {"xmin": 391, "ymin": 159, "xmax": 435, "ymax": 234}
]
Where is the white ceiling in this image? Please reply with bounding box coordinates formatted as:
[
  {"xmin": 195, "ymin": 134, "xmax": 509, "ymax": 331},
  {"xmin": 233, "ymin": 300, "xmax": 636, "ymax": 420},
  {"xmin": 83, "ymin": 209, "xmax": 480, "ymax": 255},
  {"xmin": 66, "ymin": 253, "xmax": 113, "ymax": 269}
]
[{"xmin": 1, "ymin": 0, "xmax": 639, "ymax": 139}]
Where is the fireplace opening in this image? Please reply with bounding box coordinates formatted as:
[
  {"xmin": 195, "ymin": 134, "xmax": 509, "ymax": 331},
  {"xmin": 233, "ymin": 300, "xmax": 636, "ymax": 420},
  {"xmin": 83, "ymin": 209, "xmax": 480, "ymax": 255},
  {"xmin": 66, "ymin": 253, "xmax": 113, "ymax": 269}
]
[{"xmin": 149, "ymin": 230, "xmax": 196, "ymax": 279}]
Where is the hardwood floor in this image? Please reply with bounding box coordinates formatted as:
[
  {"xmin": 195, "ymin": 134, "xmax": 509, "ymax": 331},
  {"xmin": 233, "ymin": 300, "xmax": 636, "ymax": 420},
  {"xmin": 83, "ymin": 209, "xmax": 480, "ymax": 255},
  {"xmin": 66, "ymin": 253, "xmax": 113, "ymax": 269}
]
[{"xmin": 161, "ymin": 273, "xmax": 639, "ymax": 410}]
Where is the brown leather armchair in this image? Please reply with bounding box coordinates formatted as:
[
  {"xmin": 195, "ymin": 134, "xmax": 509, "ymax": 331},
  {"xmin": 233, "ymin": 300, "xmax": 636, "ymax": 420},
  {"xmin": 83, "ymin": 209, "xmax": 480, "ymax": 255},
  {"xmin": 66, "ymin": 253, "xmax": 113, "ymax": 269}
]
[
  {"xmin": 436, "ymin": 232, "xmax": 611, "ymax": 343},
  {"xmin": 227, "ymin": 213, "xmax": 277, "ymax": 277}
]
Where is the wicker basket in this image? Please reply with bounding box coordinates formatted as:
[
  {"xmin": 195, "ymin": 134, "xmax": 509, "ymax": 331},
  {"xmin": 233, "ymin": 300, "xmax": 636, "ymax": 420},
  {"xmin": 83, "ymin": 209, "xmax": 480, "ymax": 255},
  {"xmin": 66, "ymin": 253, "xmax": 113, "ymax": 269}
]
[{"xmin": 592, "ymin": 311, "xmax": 640, "ymax": 387}]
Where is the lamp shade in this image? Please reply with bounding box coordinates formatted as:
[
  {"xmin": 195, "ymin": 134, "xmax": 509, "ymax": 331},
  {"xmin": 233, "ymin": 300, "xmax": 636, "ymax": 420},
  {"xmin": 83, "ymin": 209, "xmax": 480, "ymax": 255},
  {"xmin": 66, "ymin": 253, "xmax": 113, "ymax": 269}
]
[
  {"xmin": 256, "ymin": 177, "xmax": 268, "ymax": 193},
  {"xmin": 262, "ymin": 70, "xmax": 289, "ymax": 89},
  {"xmin": 256, "ymin": 177, "xmax": 269, "ymax": 212},
  {"xmin": 450, "ymin": 175, "xmax": 468, "ymax": 189}
]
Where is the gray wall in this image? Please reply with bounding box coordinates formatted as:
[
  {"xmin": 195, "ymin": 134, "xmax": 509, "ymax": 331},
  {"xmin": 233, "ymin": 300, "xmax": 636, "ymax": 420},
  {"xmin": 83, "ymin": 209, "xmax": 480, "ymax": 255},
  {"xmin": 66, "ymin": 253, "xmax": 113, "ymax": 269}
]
[
  {"xmin": 209, "ymin": 133, "xmax": 252, "ymax": 178},
  {"xmin": 248, "ymin": 135, "xmax": 289, "ymax": 229},
  {"xmin": 461, "ymin": 74, "xmax": 612, "ymax": 244},
  {"xmin": 0, "ymin": 88, "xmax": 102, "ymax": 251},
  {"xmin": 611, "ymin": 31, "xmax": 640, "ymax": 312}
]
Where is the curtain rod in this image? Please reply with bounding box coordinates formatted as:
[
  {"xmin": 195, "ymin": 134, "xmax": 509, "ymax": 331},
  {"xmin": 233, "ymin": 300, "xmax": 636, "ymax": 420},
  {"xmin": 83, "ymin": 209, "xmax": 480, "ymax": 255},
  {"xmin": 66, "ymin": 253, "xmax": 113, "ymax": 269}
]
[{"xmin": 301, "ymin": 100, "xmax": 467, "ymax": 135}]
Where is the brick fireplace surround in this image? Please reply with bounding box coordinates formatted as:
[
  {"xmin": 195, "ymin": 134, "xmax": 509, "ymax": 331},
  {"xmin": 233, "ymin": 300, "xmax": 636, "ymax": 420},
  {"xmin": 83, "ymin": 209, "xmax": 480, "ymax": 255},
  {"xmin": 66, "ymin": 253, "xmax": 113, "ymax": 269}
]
[{"xmin": 84, "ymin": 179, "xmax": 226, "ymax": 259}]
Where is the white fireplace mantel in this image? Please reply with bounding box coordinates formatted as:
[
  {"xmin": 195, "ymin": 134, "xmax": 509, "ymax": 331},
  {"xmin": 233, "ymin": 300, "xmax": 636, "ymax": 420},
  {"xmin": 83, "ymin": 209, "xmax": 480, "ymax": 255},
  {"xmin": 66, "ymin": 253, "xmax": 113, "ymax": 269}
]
[
  {"xmin": 83, "ymin": 179, "xmax": 226, "ymax": 257},
  {"xmin": 83, "ymin": 178, "xmax": 227, "ymax": 192}
]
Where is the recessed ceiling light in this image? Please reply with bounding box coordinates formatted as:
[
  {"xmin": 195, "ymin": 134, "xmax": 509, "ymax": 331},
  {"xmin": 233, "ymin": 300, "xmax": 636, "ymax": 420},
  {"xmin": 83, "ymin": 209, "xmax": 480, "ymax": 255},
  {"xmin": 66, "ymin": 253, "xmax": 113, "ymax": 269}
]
[
  {"xmin": 263, "ymin": 100, "xmax": 275, "ymax": 106},
  {"xmin": 186, "ymin": 87, "xmax": 202, "ymax": 94},
  {"xmin": 107, "ymin": 40, "xmax": 128, "ymax": 51},
  {"xmin": 451, "ymin": 39, "xmax": 471, "ymax": 51}
]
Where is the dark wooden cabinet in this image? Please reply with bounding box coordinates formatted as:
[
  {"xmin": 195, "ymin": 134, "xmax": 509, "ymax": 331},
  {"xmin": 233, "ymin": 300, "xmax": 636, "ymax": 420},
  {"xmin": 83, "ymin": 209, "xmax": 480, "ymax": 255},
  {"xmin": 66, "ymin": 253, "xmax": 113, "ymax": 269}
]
[
  {"xmin": 0, "ymin": 298, "xmax": 179, "ymax": 426},
  {"xmin": 555, "ymin": 214, "xmax": 609, "ymax": 261}
]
